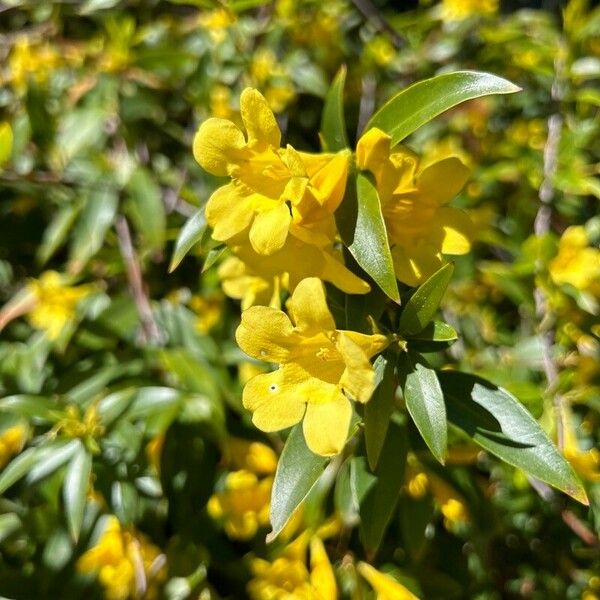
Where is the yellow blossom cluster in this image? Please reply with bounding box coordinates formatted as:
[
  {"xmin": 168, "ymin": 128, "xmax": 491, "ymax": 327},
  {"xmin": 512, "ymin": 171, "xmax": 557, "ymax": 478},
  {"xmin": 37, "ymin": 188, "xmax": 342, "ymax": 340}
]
[
  {"xmin": 0, "ymin": 423, "xmax": 29, "ymax": 469},
  {"xmin": 440, "ymin": 0, "xmax": 498, "ymax": 22},
  {"xmin": 77, "ymin": 516, "xmax": 165, "ymax": 600}
]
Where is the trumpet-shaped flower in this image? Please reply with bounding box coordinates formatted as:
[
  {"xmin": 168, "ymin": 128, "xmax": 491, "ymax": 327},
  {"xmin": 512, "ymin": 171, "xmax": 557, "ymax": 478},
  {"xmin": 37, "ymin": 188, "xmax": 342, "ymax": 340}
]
[
  {"xmin": 193, "ymin": 88, "xmax": 349, "ymax": 255},
  {"xmin": 357, "ymin": 562, "xmax": 420, "ymax": 600},
  {"xmin": 356, "ymin": 128, "xmax": 473, "ymax": 286},
  {"xmin": 236, "ymin": 277, "xmax": 389, "ymax": 456}
]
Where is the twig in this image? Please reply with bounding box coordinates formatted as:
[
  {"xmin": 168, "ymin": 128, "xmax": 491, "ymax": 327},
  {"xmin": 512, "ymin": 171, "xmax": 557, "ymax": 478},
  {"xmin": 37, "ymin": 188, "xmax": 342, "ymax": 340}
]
[
  {"xmin": 115, "ymin": 216, "xmax": 163, "ymax": 346},
  {"xmin": 533, "ymin": 49, "xmax": 565, "ymax": 450},
  {"xmin": 350, "ymin": 0, "xmax": 405, "ymax": 49},
  {"xmin": 561, "ymin": 509, "xmax": 600, "ymax": 547}
]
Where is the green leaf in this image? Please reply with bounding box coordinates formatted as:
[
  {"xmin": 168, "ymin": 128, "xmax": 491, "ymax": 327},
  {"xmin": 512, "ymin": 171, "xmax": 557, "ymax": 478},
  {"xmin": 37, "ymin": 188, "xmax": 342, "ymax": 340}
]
[
  {"xmin": 0, "ymin": 395, "xmax": 58, "ymax": 422},
  {"xmin": 399, "ymin": 263, "xmax": 454, "ymax": 336},
  {"xmin": 335, "ymin": 457, "xmax": 377, "ymax": 526},
  {"xmin": 408, "ymin": 321, "xmax": 458, "ymax": 352},
  {"xmin": 97, "ymin": 389, "xmax": 137, "ymax": 426},
  {"xmin": 37, "ymin": 203, "xmax": 81, "ymax": 266},
  {"xmin": 0, "ymin": 513, "xmax": 21, "ymax": 544},
  {"xmin": 320, "ymin": 65, "xmax": 349, "ymax": 151},
  {"xmin": 268, "ymin": 425, "xmax": 329, "ymax": 542},
  {"xmin": 202, "ymin": 245, "xmax": 226, "ymax": 273},
  {"xmin": 63, "ymin": 443, "xmax": 92, "ymax": 541},
  {"xmin": 68, "ymin": 187, "xmax": 118, "ymax": 274},
  {"xmin": 169, "ymin": 210, "xmax": 206, "ymax": 272},
  {"xmin": 26, "ymin": 440, "xmax": 80, "ymax": 484},
  {"xmin": 0, "ymin": 447, "xmax": 40, "ymax": 494},
  {"xmin": 366, "ymin": 71, "xmax": 521, "ymax": 146},
  {"xmin": 399, "ymin": 352, "xmax": 447, "ymax": 463},
  {"xmin": 364, "ymin": 354, "xmax": 397, "ymax": 470},
  {"xmin": 359, "ymin": 420, "xmax": 408, "ymax": 557},
  {"xmin": 126, "ymin": 168, "xmax": 166, "ymax": 250},
  {"xmin": 336, "ymin": 172, "xmax": 398, "ymax": 302},
  {"xmin": 0, "ymin": 121, "xmax": 13, "ymax": 167},
  {"xmin": 438, "ymin": 371, "xmax": 588, "ymax": 504}
]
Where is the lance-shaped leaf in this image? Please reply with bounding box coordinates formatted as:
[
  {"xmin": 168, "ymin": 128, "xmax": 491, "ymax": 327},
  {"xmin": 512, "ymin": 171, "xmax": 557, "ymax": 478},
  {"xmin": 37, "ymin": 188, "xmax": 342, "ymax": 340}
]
[
  {"xmin": 399, "ymin": 352, "xmax": 447, "ymax": 464},
  {"xmin": 321, "ymin": 65, "xmax": 349, "ymax": 151},
  {"xmin": 399, "ymin": 263, "xmax": 454, "ymax": 336},
  {"xmin": 169, "ymin": 209, "xmax": 206, "ymax": 272},
  {"xmin": 408, "ymin": 320, "xmax": 458, "ymax": 353},
  {"xmin": 366, "ymin": 71, "xmax": 521, "ymax": 146},
  {"xmin": 336, "ymin": 171, "xmax": 399, "ymax": 301},
  {"xmin": 63, "ymin": 442, "xmax": 92, "ymax": 541},
  {"xmin": 438, "ymin": 371, "xmax": 588, "ymax": 504},
  {"xmin": 0, "ymin": 447, "xmax": 40, "ymax": 494},
  {"xmin": 268, "ymin": 425, "xmax": 329, "ymax": 542}
]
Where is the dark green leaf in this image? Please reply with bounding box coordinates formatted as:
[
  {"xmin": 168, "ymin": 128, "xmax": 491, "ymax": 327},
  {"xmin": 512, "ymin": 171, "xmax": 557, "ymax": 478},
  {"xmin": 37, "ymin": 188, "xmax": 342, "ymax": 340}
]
[
  {"xmin": 364, "ymin": 354, "xmax": 397, "ymax": 470},
  {"xmin": 360, "ymin": 420, "xmax": 408, "ymax": 557},
  {"xmin": 0, "ymin": 513, "xmax": 21, "ymax": 543},
  {"xmin": 320, "ymin": 65, "xmax": 349, "ymax": 151},
  {"xmin": 63, "ymin": 443, "xmax": 92, "ymax": 541},
  {"xmin": 399, "ymin": 263, "xmax": 454, "ymax": 336},
  {"xmin": 439, "ymin": 371, "xmax": 588, "ymax": 504},
  {"xmin": 202, "ymin": 245, "xmax": 226, "ymax": 273},
  {"xmin": 37, "ymin": 203, "xmax": 80, "ymax": 266},
  {"xmin": 366, "ymin": 71, "xmax": 520, "ymax": 146},
  {"xmin": 268, "ymin": 425, "xmax": 329, "ymax": 542},
  {"xmin": 126, "ymin": 168, "xmax": 166, "ymax": 250},
  {"xmin": 336, "ymin": 172, "xmax": 398, "ymax": 301},
  {"xmin": 335, "ymin": 457, "xmax": 377, "ymax": 526},
  {"xmin": 169, "ymin": 209, "xmax": 206, "ymax": 272},
  {"xmin": 399, "ymin": 352, "xmax": 447, "ymax": 463},
  {"xmin": 408, "ymin": 321, "xmax": 458, "ymax": 352}
]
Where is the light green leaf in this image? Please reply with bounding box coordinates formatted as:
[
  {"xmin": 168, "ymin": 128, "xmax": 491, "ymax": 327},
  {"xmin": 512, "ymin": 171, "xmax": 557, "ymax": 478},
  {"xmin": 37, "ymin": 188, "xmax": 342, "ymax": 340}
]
[
  {"xmin": 359, "ymin": 420, "xmax": 407, "ymax": 557},
  {"xmin": 169, "ymin": 210, "xmax": 206, "ymax": 272},
  {"xmin": 63, "ymin": 443, "xmax": 92, "ymax": 541},
  {"xmin": 408, "ymin": 320, "xmax": 458, "ymax": 352},
  {"xmin": 37, "ymin": 203, "xmax": 81, "ymax": 266},
  {"xmin": 366, "ymin": 71, "xmax": 520, "ymax": 146},
  {"xmin": 398, "ymin": 263, "xmax": 454, "ymax": 336},
  {"xmin": 439, "ymin": 371, "xmax": 588, "ymax": 504},
  {"xmin": 126, "ymin": 168, "xmax": 166, "ymax": 250},
  {"xmin": 268, "ymin": 425, "xmax": 329, "ymax": 542},
  {"xmin": 202, "ymin": 245, "xmax": 226, "ymax": 273},
  {"xmin": 26, "ymin": 440, "xmax": 80, "ymax": 485},
  {"xmin": 320, "ymin": 65, "xmax": 349, "ymax": 151},
  {"xmin": 364, "ymin": 353, "xmax": 397, "ymax": 470},
  {"xmin": 399, "ymin": 352, "xmax": 447, "ymax": 463},
  {"xmin": 0, "ymin": 513, "xmax": 21, "ymax": 543},
  {"xmin": 0, "ymin": 122, "xmax": 13, "ymax": 167},
  {"xmin": 0, "ymin": 447, "xmax": 40, "ymax": 494},
  {"xmin": 0, "ymin": 395, "xmax": 58, "ymax": 422},
  {"xmin": 336, "ymin": 172, "xmax": 398, "ymax": 301}
]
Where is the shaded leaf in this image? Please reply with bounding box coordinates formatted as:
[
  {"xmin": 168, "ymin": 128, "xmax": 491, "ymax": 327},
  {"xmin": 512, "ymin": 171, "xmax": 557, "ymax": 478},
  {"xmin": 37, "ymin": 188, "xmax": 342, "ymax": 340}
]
[
  {"xmin": 126, "ymin": 168, "xmax": 166, "ymax": 250},
  {"xmin": 321, "ymin": 65, "xmax": 349, "ymax": 151},
  {"xmin": 169, "ymin": 209, "xmax": 206, "ymax": 272},
  {"xmin": 408, "ymin": 321, "xmax": 458, "ymax": 352}
]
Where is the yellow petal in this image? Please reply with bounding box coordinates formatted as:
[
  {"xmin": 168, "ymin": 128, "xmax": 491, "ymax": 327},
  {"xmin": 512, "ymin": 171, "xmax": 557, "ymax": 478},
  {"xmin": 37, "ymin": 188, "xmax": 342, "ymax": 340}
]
[
  {"xmin": 337, "ymin": 333, "xmax": 376, "ymax": 403},
  {"xmin": 308, "ymin": 150, "xmax": 350, "ymax": 212},
  {"xmin": 417, "ymin": 157, "xmax": 469, "ymax": 206},
  {"xmin": 357, "ymin": 562, "xmax": 420, "ymax": 600},
  {"xmin": 438, "ymin": 207, "xmax": 473, "ymax": 255},
  {"xmin": 320, "ymin": 248, "xmax": 371, "ymax": 295},
  {"xmin": 249, "ymin": 202, "xmax": 291, "ymax": 255},
  {"xmin": 240, "ymin": 88, "xmax": 281, "ymax": 149},
  {"xmin": 193, "ymin": 118, "xmax": 246, "ymax": 176},
  {"xmin": 310, "ymin": 538, "xmax": 337, "ymax": 600},
  {"xmin": 391, "ymin": 244, "xmax": 444, "ymax": 287},
  {"xmin": 287, "ymin": 277, "xmax": 336, "ymax": 333},
  {"xmin": 235, "ymin": 305, "xmax": 295, "ymax": 362},
  {"xmin": 205, "ymin": 183, "xmax": 255, "ymax": 242},
  {"xmin": 356, "ymin": 128, "xmax": 392, "ymax": 172},
  {"xmin": 243, "ymin": 369, "xmax": 306, "ymax": 431},
  {"xmin": 303, "ymin": 391, "xmax": 351, "ymax": 456},
  {"xmin": 342, "ymin": 330, "xmax": 390, "ymax": 359}
]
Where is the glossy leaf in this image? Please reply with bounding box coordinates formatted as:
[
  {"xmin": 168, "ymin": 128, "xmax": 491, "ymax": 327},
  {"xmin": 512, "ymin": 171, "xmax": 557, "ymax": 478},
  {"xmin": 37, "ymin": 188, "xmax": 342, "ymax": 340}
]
[
  {"xmin": 320, "ymin": 65, "xmax": 349, "ymax": 151},
  {"xmin": 26, "ymin": 440, "xmax": 80, "ymax": 485},
  {"xmin": 126, "ymin": 168, "xmax": 166, "ymax": 250},
  {"xmin": 337, "ymin": 172, "xmax": 399, "ymax": 301},
  {"xmin": 268, "ymin": 425, "xmax": 329, "ymax": 542},
  {"xmin": 169, "ymin": 209, "xmax": 206, "ymax": 272},
  {"xmin": 399, "ymin": 263, "xmax": 454, "ymax": 336},
  {"xmin": 438, "ymin": 371, "xmax": 588, "ymax": 504},
  {"xmin": 399, "ymin": 352, "xmax": 447, "ymax": 463},
  {"xmin": 366, "ymin": 71, "xmax": 521, "ymax": 146},
  {"xmin": 364, "ymin": 353, "xmax": 397, "ymax": 470},
  {"xmin": 408, "ymin": 320, "xmax": 458, "ymax": 352},
  {"xmin": 0, "ymin": 447, "xmax": 40, "ymax": 494},
  {"xmin": 0, "ymin": 395, "xmax": 58, "ymax": 422},
  {"xmin": 63, "ymin": 442, "xmax": 92, "ymax": 541}
]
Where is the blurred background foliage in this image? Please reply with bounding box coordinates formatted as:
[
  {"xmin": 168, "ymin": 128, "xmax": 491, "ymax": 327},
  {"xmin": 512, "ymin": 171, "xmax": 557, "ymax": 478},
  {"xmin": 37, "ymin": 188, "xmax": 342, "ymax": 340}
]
[{"xmin": 0, "ymin": 0, "xmax": 598, "ymax": 598}]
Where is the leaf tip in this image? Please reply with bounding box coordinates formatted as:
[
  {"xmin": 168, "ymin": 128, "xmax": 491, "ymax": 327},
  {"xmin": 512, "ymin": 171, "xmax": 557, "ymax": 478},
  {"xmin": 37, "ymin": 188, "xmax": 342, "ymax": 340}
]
[{"xmin": 265, "ymin": 530, "xmax": 277, "ymax": 544}]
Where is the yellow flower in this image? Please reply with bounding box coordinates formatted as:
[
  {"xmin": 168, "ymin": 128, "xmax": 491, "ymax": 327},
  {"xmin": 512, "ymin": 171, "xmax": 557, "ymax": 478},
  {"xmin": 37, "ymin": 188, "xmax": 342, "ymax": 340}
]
[
  {"xmin": 549, "ymin": 226, "xmax": 600, "ymax": 292},
  {"xmin": 209, "ymin": 84, "xmax": 235, "ymax": 120},
  {"xmin": 198, "ymin": 7, "xmax": 235, "ymax": 44},
  {"xmin": 357, "ymin": 562, "xmax": 420, "ymax": 600},
  {"xmin": 193, "ymin": 88, "xmax": 350, "ymax": 255},
  {"xmin": 440, "ymin": 0, "xmax": 498, "ymax": 21},
  {"xmin": 7, "ymin": 36, "xmax": 60, "ymax": 93},
  {"xmin": 248, "ymin": 535, "xmax": 336, "ymax": 600},
  {"xmin": 229, "ymin": 438, "xmax": 278, "ymax": 475},
  {"xmin": 189, "ymin": 293, "xmax": 223, "ymax": 334},
  {"xmin": 356, "ymin": 128, "xmax": 473, "ymax": 286},
  {"xmin": 77, "ymin": 516, "xmax": 164, "ymax": 600},
  {"xmin": 264, "ymin": 82, "xmax": 296, "ymax": 114},
  {"xmin": 23, "ymin": 271, "xmax": 92, "ymax": 340},
  {"xmin": 0, "ymin": 423, "xmax": 29, "ymax": 469},
  {"xmin": 235, "ymin": 277, "xmax": 389, "ymax": 456},
  {"xmin": 145, "ymin": 434, "xmax": 165, "ymax": 475},
  {"xmin": 207, "ymin": 470, "xmax": 272, "ymax": 540}
]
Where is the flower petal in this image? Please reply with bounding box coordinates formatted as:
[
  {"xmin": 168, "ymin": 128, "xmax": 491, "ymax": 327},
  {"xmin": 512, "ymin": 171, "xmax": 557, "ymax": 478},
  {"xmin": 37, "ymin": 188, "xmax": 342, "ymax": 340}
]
[
  {"xmin": 206, "ymin": 183, "xmax": 255, "ymax": 242},
  {"xmin": 235, "ymin": 305, "xmax": 295, "ymax": 362},
  {"xmin": 356, "ymin": 127, "xmax": 392, "ymax": 172},
  {"xmin": 342, "ymin": 330, "xmax": 390, "ymax": 359},
  {"xmin": 417, "ymin": 156, "xmax": 469, "ymax": 206},
  {"xmin": 438, "ymin": 207, "xmax": 473, "ymax": 255},
  {"xmin": 357, "ymin": 562, "xmax": 420, "ymax": 600},
  {"xmin": 287, "ymin": 277, "xmax": 336, "ymax": 333},
  {"xmin": 320, "ymin": 248, "xmax": 371, "ymax": 295},
  {"xmin": 337, "ymin": 332, "xmax": 376, "ymax": 403},
  {"xmin": 303, "ymin": 392, "xmax": 351, "ymax": 456},
  {"xmin": 391, "ymin": 244, "xmax": 445, "ymax": 287},
  {"xmin": 308, "ymin": 150, "xmax": 350, "ymax": 211},
  {"xmin": 243, "ymin": 370, "xmax": 305, "ymax": 432},
  {"xmin": 249, "ymin": 202, "xmax": 291, "ymax": 255},
  {"xmin": 310, "ymin": 538, "xmax": 337, "ymax": 600},
  {"xmin": 193, "ymin": 118, "xmax": 246, "ymax": 176},
  {"xmin": 240, "ymin": 88, "xmax": 281, "ymax": 149}
]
